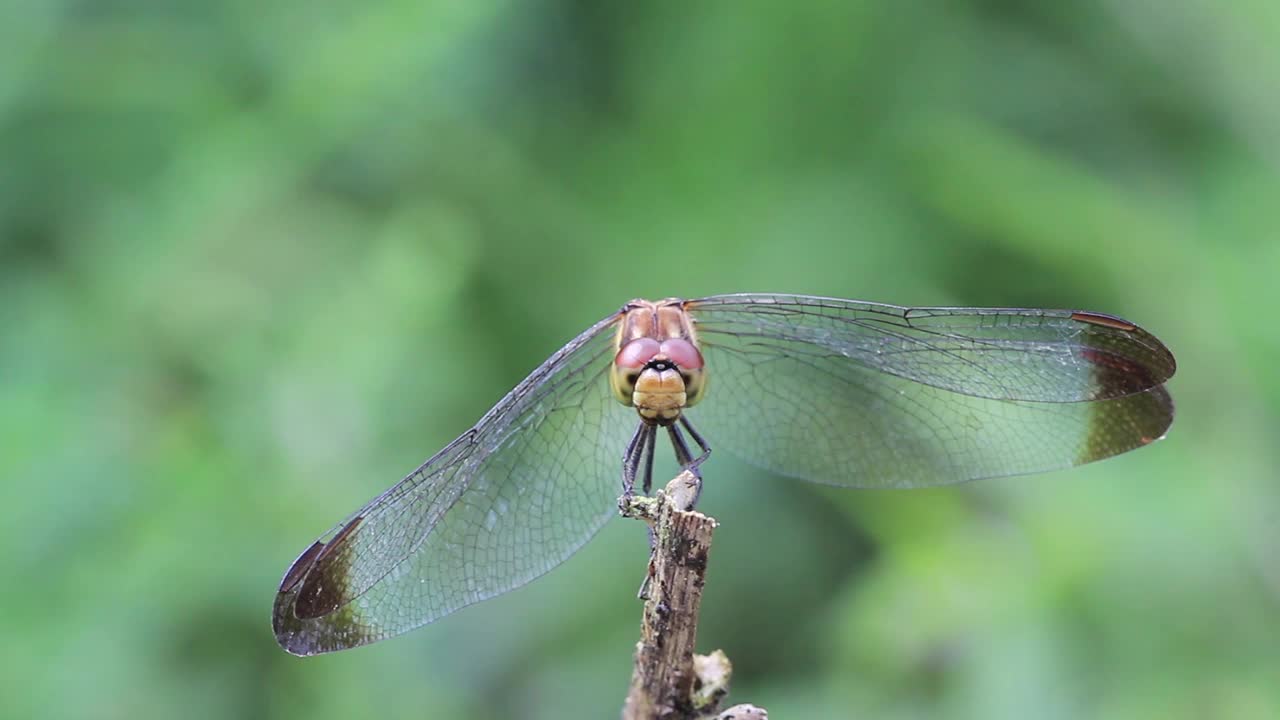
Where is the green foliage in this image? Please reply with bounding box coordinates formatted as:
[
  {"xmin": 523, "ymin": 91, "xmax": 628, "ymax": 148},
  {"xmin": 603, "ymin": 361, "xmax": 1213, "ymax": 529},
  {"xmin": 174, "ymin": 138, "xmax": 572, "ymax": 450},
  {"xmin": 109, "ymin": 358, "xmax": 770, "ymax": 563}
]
[{"xmin": 3, "ymin": 2, "xmax": 1277, "ymax": 718}]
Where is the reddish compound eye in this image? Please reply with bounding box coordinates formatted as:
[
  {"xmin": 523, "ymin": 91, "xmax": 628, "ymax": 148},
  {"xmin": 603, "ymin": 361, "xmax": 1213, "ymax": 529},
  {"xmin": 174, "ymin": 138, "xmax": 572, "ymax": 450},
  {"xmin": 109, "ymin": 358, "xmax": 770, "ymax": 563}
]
[
  {"xmin": 615, "ymin": 337, "xmax": 661, "ymax": 369},
  {"xmin": 660, "ymin": 338, "xmax": 704, "ymax": 370}
]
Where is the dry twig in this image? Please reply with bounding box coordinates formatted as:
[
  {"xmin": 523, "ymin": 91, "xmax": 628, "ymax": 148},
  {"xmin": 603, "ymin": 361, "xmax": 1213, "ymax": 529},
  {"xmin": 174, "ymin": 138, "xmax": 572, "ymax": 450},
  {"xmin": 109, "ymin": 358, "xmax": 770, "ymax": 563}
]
[{"xmin": 618, "ymin": 470, "xmax": 767, "ymax": 719}]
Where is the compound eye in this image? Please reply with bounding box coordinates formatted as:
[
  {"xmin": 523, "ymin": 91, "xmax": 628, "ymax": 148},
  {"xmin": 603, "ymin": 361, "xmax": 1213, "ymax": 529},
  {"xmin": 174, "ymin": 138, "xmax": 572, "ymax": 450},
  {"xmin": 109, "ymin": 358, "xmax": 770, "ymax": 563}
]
[
  {"xmin": 615, "ymin": 337, "xmax": 661, "ymax": 369},
  {"xmin": 660, "ymin": 338, "xmax": 704, "ymax": 370}
]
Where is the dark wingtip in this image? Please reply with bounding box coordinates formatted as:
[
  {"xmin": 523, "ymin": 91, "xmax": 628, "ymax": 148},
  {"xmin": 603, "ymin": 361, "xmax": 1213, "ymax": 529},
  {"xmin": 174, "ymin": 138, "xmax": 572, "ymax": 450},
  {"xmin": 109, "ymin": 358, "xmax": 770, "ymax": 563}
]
[
  {"xmin": 273, "ymin": 540, "xmax": 327, "ymax": 655},
  {"xmin": 271, "ymin": 607, "xmax": 328, "ymax": 657},
  {"xmin": 272, "ymin": 574, "xmax": 313, "ymax": 655},
  {"xmin": 273, "ymin": 574, "xmax": 373, "ymax": 657},
  {"xmin": 1080, "ymin": 348, "xmax": 1161, "ymax": 398},
  {"xmin": 292, "ymin": 515, "xmax": 363, "ymax": 620},
  {"xmin": 278, "ymin": 540, "xmax": 325, "ymax": 593},
  {"xmin": 273, "ymin": 516, "xmax": 367, "ymax": 656},
  {"xmin": 1072, "ymin": 311, "xmax": 1177, "ymax": 396}
]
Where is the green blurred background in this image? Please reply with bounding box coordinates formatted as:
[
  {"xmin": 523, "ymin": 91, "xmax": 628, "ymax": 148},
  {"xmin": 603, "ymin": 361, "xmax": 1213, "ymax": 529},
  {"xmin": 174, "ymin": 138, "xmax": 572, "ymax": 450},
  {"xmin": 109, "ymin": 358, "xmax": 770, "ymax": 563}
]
[{"xmin": 3, "ymin": 2, "xmax": 1278, "ymax": 718}]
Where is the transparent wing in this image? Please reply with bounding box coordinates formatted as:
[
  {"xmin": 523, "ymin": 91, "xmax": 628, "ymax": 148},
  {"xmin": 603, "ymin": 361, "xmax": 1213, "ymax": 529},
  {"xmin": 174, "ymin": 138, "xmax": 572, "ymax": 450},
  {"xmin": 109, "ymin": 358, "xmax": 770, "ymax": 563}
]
[
  {"xmin": 685, "ymin": 293, "xmax": 1175, "ymax": 488},
  {"xmin": 273, "ymin": 311, "xmax": 634, "ymax": 655}
]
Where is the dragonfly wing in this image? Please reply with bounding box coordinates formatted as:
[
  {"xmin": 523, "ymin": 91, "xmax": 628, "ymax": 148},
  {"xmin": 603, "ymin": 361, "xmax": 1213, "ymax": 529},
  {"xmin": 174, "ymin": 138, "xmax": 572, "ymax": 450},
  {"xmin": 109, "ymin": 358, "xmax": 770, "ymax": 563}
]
[
  {"xmin": 685, "ymin": 294, "xmax": 1175, "ymax": 488},
  {"xmin": 273, "ymin": 311, "xmax": 634, "ymax": 655},
  {"xmin": 687, "ymin": 294, "xmax": 1174, "ymax": 402}
]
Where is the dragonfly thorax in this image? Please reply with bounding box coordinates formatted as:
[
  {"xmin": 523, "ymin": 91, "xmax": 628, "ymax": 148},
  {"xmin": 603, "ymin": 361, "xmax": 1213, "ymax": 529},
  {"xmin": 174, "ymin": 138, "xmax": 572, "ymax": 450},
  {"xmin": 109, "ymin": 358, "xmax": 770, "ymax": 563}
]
[{"xmin": 610, "ymin": 299, "xmax": 707, "ymax": 426}]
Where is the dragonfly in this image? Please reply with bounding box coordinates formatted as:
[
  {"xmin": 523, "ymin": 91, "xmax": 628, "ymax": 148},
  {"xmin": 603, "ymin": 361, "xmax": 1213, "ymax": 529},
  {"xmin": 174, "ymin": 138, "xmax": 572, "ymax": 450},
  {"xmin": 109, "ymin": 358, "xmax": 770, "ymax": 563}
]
[{"xmin": 273, "ymin": 294, "xmax": 1176, "ymax": 655}]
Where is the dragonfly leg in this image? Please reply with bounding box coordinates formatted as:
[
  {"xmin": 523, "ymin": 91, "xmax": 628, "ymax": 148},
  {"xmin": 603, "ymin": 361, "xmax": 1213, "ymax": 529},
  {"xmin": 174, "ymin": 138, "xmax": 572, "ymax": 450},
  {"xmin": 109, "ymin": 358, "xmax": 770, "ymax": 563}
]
[
  {"xmin": 679, "ymin": 415, "xmax": 712, "ymax": 468},
  {"xmin": 637, "ymin": 424, "xmax": 660, "ymax": 598},
  {"xmin": 668, "ymin": 417, "xmax": 711, "ymax": 471},
  {"xmin": 640, "ymin": 424, "xmax": 658, "ymax": 495},
  {"xmin": 665, "ymin": 422, "xmax": 705, "ymax": 508},
  {"xmin": 621, "ymin": 421, "xmax": 648, "ymax": 497},
  {"xmin": 667, "ymin": 423, "xmax": 694, "ymax": 467}
]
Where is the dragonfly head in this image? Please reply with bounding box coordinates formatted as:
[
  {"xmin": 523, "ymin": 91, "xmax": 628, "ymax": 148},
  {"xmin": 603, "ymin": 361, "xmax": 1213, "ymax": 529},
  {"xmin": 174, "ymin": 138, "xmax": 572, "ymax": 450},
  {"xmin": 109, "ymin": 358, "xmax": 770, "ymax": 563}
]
[{"xmin": 611, "ymin": 336, "xmax": 706, "ymax": 425}]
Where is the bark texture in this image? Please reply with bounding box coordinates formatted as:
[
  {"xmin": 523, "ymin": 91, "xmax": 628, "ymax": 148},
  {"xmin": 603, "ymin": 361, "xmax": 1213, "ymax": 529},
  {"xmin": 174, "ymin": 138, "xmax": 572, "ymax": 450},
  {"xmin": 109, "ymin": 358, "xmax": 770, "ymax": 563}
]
[{"xmin": 619, "ymin": 471, "xmax": 767, "ymax": 720}]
